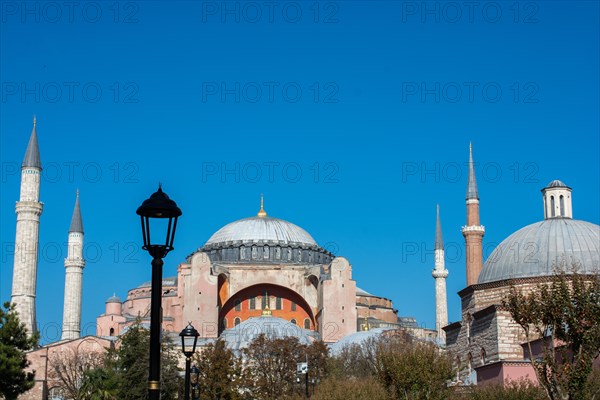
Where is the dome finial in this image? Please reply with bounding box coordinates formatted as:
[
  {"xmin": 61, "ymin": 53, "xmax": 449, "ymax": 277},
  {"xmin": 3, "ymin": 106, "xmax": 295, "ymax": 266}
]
[
  {"xmin": 33, "ymin": 115, "xmax": 36, "ymax": 127},
  {"xmin": 261, "ymin": 290, "xmax": 272, "ymax": 316},
  {"xmin": 257, "ymin": 194, "xmax": 267, "ymax": 218}
]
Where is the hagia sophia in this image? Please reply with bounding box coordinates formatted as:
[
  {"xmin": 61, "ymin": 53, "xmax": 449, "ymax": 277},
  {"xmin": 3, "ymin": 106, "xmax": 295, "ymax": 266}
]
[{"xmin": 8, "ymin": 118, "xmax": 600, "ymax": 398}]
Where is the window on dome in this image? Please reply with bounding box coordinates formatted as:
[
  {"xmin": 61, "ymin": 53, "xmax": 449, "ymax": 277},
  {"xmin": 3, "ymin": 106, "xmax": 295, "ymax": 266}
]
[
  {"xmin": 252, "ymin": 246, "xmax": 257, "ymax": 259},
  {"xmin": 276, "ymin": 297, "xmax": 282, "ymax": 310},
  {"xmin": 287, "ymin": 248, "xmax": 292, "ymax": 260},
  {"xmin": 560, "ymin": 195, "xmax": 565, "ymax": 216},
  {"xmin": 291, "ymin": 319, "xmax": 297, "ymax": 325},
  {"xmin": 240, "ymin": 246, "xmax": 246, "ymax": 260},
  {"xmin": 234, "ymin": 317, "xmax": 241, "ymax": 326},
  {"xmin": 291, "ymin": 301, "xmax": 297, "ymax": 311},
  {"xmin": 275, "ymin": 247, "xmax": 281, "ymax": 259},
  {"xmin": 249, "ymin": 297, "xmax": 256, "ymax": 310},
  {"xmin": 304, "ymin": 318, "xmax": 310, "ymax": 329},
  {"xmin": 264, "ymin": 245, "xmax": 269, "ymax": 259},
  {"xmin": 235, "ymin": 299, "xmax": 241, "ymax": 311},
  {"xmin": 551, "ymin": 196, "xmax": 555, "ymax": 217}
]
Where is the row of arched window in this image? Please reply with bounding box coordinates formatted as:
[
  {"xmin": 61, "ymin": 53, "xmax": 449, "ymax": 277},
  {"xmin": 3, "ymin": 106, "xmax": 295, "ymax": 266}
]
[
  {"xmin": 456, "ymin": 348, "xmax": 486, "ymax": 379},
  {"xmin": 234, "ymin": 296, "xmax": 291, "ymax": 311},
  {"xmin": 221, "ymin": 317, "xmax": 311, "ymax": 330}
]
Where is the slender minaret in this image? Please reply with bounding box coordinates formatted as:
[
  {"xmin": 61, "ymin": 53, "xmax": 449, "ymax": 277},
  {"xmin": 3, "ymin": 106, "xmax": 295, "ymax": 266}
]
[
  {"xmin": 432, "ymin": 204, "xmax": 448, "ymax": 343},
  {"xmin": 61, "ymin": 191, "xmax": 85, "ymax": 340},
  {"xmin": 462, "ymin": 143, "xmax": 485, "ymax": 286},
  {"xmin": 11, "ymin": 116, "xmax": 44, "ymax": 334}
]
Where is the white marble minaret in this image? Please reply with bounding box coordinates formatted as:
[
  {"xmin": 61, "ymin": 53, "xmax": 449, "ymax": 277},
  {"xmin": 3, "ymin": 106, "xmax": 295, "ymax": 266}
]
[
  {"xmin": 61, "ymin": 191, "xmax": 85, "ymax": 340},
  {"xmin": 11, "ymin": 117, "xmax": 44, "ymax": 334},
  {"xmin": 432, "ymin": 204, "xmax": 448, "ymax": 344}
]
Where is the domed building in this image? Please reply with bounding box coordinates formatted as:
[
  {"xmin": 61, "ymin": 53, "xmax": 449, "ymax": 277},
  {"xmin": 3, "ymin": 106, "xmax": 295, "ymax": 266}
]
[
  {"xmin": 96, "ymin": 197, "xmax": 419, "ymax": 344},
  {"xmin": 444, "ymin": 166, "xmax": 600, "ymax": 384}
]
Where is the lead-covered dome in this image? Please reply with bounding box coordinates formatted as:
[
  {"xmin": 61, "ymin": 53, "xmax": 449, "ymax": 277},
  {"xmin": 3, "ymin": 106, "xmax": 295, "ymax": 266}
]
[
  {"xmin": 206, "ymin": 216, "xmax": 317, "ymax": 247},
  {"xmin": 198, "ymin": 198, "xmax": 334, "ymax": 265},
  {"xmin": 478, "ymin": 218, "xmax": 600, "ymax": 284}
]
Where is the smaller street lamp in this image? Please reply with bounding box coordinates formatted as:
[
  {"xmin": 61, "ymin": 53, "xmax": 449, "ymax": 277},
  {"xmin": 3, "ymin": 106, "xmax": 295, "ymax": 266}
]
[
  {"xmin": 180, "ymin": 323, "xmax": 199, "ymax": 400},
  {"xmin": 190, "ymin": 365, "xmax": 200, "ymax": 400}
]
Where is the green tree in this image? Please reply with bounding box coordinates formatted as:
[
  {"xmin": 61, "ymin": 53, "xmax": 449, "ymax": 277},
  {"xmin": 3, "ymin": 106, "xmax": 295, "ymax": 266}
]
[
  {"xmin": 113, "ymin": 321, "xmax": 183, "ymax": 400},
  {"xmin": 193, "ymin": 339, "xmax": 242, "ymax": 400},
  {"xmin": 376, "ymin": 335, "xmax": 454, "ymax": 400},
  {"xmin": 311, "ymin": 376, "xmax": 389, "ymax": 400},
  {"xmin": 79, "ymin": 367, "xmax": 120, "ymax": 400},
  {"xmin": 455, "ymin": 380, "xmax": 546, "ymax": 400},
  {"xmin": 503, "ymin": 271, "xmax": 600, "ymax": 400},
  {"xmin": 242, "ymin": 334, "xmax": 307, "ymax": 400},
  {"xmin": 0, "ymin": 302, "xmax": 39, "ymax": 400}
]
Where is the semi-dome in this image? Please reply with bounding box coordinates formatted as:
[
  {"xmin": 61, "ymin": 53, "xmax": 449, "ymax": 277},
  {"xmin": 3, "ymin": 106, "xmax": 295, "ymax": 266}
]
[
  {"xmin": 478, "ymin": 218, "xmax": 600, "ymax": 284},
  {"xmin": 220, "ymin": 316, "xmax": 315, "ymax": 353},
  {"xmin": 206, "ymin": 216, "xmax": 317, "ymax": 247}
]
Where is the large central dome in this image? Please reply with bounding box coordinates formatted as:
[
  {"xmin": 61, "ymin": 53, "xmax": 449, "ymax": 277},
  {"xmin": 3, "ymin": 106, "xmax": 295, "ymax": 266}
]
[
  {"xmin": 199, "ymin": 198, "xmax": 333, "ymax": 265},
  {"xmin": 205, "ymin": 216, "xmax": 317, "ymax": 247}
]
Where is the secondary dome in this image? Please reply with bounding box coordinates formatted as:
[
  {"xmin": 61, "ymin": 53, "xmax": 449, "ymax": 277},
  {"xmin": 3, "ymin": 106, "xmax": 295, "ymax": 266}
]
[
  {"xmin": 205, "ymin": 216, "xmax": 317, "ymax": 247},
  {"xmin": 478, "ymin": 218, "xmax": 600, "ymax": 284}
]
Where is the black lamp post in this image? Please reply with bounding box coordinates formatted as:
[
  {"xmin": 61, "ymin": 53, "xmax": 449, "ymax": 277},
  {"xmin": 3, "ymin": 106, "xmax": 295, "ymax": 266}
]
[
  {"xmin": 180, "ymin": 323, "xmax": 199, "ymax": 400},
  {"xmin": 190, "ymin": 364, "xmax": 200, "ymax": 400},
  {"xmin": 137, "ymin": 185, "xmax": 182, "ymax": 400}
]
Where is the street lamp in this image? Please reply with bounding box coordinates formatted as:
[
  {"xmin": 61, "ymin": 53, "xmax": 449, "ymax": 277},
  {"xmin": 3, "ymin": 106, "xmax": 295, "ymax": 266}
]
[
  {"xmin": 180, "ymin": 323, "xmax": 199, "ymax": 400},
  {"xmin": 137, "ymin": 185, "xmax": 182, "ymax": 400},
  {"xmin": 190, "ymin": 364, "xmax": 200, "ymax": 400}
]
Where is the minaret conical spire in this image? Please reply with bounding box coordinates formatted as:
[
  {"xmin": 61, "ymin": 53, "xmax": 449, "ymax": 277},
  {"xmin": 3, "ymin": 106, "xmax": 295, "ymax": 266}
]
[
  {"xmin": 435, "ymin": 204, "xmax": 444, "ymax": 250},
  {"xmin": 22, "ymin": 116, "xmax": 41, "ymax": 169},
  {"xmin": 69, "ymin": 190, "xmax": 84, "ymax": 233},
  {"xmin": 466, "ymin": 142, "xmax": 478, "ymax": 200}
]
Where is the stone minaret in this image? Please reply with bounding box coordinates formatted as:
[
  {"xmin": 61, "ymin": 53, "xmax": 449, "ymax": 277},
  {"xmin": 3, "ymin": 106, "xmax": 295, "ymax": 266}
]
[
  {"xmin": 462, "ymin": 143, "xmax": 485, "ymax": 286},
  {"xmin": 11, "ymin": 117, "xmax": 43, "ymax": 334},
  {"xmin": 61, "ymin": 191, "xmax": 85, "ymax": 340},
  {"xmin": 432, "ymin": 204, "xmax": 448, "ymax": 343}
]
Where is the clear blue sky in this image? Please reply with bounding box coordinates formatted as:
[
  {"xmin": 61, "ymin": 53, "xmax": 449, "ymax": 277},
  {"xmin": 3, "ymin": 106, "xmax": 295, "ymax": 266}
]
[{"xmin": 1, "ymin": 1, "xmax": 598, "ymax": 344}]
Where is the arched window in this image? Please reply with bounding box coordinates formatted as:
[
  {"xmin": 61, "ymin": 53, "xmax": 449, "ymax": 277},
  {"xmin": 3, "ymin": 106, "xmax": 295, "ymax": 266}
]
[
  {"xmin": 481, "ymin": 348, "xmax": 486, "ymax": 365},
  {"xmin": 262, "ymin": 295, "xmax": 268, "ymax": 310},
  {"xmin": 551, "ymin": 196, "xmax": 555, "ymax": 217},
  {"xmin": 275, "ymin": 247, "xmax": 281, "ymax": 259},
  {"xmin": 298, "ymin": 249, "xmax": 302, "ymax": 261},
  {"xmin": 308, "ymin": 251, "xmax": 313, "ymax": 262},
  {"xmin": 455, "ymin": 356, "xmax": 461, "ymax": 381},
  {"xmin": 291, "ymin": 319, "xmax": 297, "ymax": 325},
  {"xmin": 240, "ymin": 246, "xmax": 246, "ymax": 260},
  {"xmin": 291, "ymin": 301, "xmax": 297, "ymax": 311},
  {"xmin": 249, "ymin": 297, "xmax": 256, "ymax": 310},
  {"xmin": 560, "ymin": 195, "xmax": 565, "ymax": 216},
  {"xmin": 467, "ymin": 353, "xmax": 473, "ymax": 374},
  {"xmin": 251, "ymin": 246, "xmax": 257, "ymax": 259},
  {"xmin": 235, "ymin": 299, "xmax": 241, "ymax": 311},
  {"xmin": 466, "ymin": 314, "xmax": 473, "ymax": 344},
  {"xmin": 276, "ymin": 297, "xmax": 282, "ymax": 310},
  {"xmin": 304, "ymin": 318, "xmax": 311, "ymax": 329},
  {"xmin": 287, "ymin": 248, "xmax": 292, "ymax": 261},
  {"xmin": 234, "ymin": 317, "xmax": 241, "ymax": 327},
  {"xmin": 263, "ymin": 245, "xmax": 269, "ymax": 259},
  {"xmin": 109, "ymin": 327, "xmax": 114, "ymax": 336}
]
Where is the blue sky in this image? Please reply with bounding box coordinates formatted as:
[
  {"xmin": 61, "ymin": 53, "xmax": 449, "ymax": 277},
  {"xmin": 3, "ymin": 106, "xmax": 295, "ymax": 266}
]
[{"xmin": 1, "ymin": 1, "xmax": 598, "ymax": 344}]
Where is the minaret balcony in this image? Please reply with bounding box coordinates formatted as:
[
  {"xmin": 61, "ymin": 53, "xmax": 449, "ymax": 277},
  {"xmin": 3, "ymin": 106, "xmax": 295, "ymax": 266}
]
[{"xmin": 461, "ymin": 225, "xmax": 485, "ymax": 234}]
